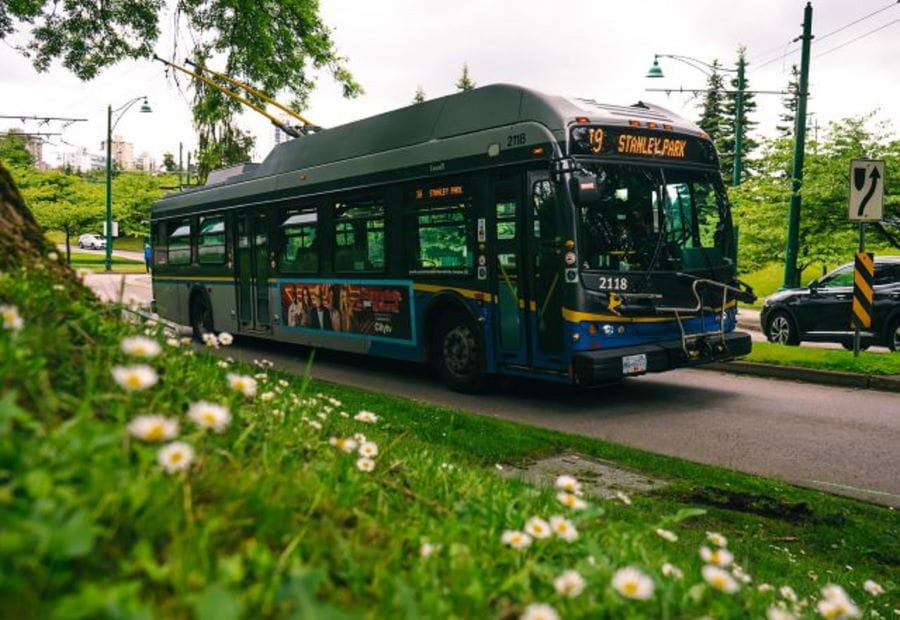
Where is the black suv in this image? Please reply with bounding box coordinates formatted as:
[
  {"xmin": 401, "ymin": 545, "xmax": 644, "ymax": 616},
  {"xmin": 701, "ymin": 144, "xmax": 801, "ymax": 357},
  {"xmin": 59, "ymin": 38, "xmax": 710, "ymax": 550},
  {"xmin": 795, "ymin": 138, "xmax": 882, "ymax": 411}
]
[{"xmin": 761, "ymin": 256, "xmax": 900, "ymax": 351}]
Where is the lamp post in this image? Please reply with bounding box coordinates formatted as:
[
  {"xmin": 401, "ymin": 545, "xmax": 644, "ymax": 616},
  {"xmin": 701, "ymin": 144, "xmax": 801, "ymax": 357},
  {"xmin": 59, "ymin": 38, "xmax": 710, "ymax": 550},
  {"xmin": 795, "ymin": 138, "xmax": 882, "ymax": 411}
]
[
  {"xmin": 646, "ymin": 53, "xmax": 746, "ymax": 187},
  {"xmin": 105, "ymin": 96, "xmax": 152, "ymax": 272}
]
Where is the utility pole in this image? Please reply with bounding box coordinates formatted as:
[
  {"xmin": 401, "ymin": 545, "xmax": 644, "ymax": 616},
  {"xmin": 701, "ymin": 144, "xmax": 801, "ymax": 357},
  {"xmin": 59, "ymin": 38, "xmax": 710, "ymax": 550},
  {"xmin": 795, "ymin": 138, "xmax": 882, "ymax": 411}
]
[
  {"xmin": 731, "ymin": 54, "xmax": 746, "ymax": 187},
  {"xmin": 187, "ymin": 151, "xmax": 192, "ymax": 186},
  {"xmin": 178, "ymin": 142, "xmax": 184, "ymax": 188},
  {"xmin": 783, "ymin": 1, "xmax": 813, "ymax": 289}
]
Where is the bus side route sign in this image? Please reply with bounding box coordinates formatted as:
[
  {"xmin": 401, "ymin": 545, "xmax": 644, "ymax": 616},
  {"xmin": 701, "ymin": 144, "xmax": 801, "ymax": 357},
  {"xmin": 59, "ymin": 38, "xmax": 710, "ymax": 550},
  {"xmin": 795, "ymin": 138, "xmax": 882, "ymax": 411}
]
[{"xmin": 851, "ymin": 251, "xmax": 874, "ymax": 330}]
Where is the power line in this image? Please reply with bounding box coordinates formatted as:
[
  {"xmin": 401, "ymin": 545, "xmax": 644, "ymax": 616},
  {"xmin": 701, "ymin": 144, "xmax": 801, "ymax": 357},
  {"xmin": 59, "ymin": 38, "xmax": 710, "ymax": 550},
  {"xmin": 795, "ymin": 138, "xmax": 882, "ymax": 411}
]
[
  {"xmin": 815, "ymin": 16, "xmax": 900, "ymax": 58},
  {"xmin": 816, "ymin": 0, "xmax": 899, "ymax": 43},
  {"xmin": 755, "ymin": 0, "xmax": 900, "ymax": 69}
]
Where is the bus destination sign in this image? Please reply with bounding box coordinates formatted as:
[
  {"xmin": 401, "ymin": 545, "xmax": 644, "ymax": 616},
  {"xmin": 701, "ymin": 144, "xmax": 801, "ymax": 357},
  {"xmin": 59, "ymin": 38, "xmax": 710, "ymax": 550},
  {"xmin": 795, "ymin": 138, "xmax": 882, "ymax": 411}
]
[{"xmin": 570, "ymin": 125, "xmax": 714, "ymax": 165}]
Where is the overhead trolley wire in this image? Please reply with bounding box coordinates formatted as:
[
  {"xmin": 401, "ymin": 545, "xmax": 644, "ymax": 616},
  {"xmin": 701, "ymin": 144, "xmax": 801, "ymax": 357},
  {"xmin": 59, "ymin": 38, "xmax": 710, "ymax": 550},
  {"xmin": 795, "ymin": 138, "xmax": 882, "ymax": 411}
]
[
  {"xmin": 754, "ymin": 0, "xmax": 900, "ymax": 69},
  {"xmin": 815, "ymin": 16, "xmax": 900, "ymax": 58}
]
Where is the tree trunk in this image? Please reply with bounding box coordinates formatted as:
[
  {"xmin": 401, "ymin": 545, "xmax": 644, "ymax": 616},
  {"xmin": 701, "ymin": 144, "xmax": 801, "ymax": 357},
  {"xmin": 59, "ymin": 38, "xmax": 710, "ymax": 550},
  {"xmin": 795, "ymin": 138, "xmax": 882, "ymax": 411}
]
[
  {"xmin": 65, "ymin": 223, "xmax": 72, "ymax": 263},
  {"xmin": 0, "ymin": 161, "xmax": 54, "ymax": 271}
]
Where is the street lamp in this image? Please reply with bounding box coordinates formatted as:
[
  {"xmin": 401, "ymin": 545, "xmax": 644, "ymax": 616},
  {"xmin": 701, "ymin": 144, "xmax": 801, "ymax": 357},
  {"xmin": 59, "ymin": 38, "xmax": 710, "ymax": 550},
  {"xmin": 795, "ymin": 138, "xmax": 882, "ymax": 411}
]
[
  {"xmin": 646, "ymin": 53, "xmax": 746, "ymax": 187},
  {"xmin": 105, "ymin": 96, "xmax": 152, "ymax": 272}
]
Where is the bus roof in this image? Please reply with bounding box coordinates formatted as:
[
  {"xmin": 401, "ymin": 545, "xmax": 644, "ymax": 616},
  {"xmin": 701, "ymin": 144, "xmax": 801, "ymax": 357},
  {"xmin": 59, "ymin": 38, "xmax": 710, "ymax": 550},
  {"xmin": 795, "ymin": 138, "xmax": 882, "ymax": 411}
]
[{"xmin": 153, "ymin": 84, "xmax": 704, "ymax": 216}]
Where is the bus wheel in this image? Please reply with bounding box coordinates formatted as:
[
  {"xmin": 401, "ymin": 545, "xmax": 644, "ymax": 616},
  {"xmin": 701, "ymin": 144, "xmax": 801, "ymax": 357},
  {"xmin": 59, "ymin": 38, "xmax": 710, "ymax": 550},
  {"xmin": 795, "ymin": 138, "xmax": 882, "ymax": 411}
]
[
  {"xmin": 433, "ymin": 313, "xmax": 486, "ymax": 393},
  {"xmin": 190, "ymin": 294, "xmax": 214, "ymax": 341}
]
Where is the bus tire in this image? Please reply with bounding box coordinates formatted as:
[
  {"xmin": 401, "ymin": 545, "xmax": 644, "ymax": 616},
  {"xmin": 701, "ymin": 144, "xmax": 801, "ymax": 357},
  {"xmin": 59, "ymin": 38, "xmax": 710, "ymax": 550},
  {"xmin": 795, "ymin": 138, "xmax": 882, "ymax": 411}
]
[
  {"xmin": 432, "ymin": 312, "xmax": 486, "ymax": 393},
  {"xmin": 190, "ymin": 292, "xmax": 214, "ymax": 341}
]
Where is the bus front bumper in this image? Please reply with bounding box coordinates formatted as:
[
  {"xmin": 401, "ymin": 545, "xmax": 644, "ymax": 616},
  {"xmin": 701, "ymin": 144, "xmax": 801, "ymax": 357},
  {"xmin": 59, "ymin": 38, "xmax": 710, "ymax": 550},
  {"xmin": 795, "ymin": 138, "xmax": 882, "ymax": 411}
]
[{"xmin": 572, "ymin": 331, "xmax": 752, "ymax": 385}]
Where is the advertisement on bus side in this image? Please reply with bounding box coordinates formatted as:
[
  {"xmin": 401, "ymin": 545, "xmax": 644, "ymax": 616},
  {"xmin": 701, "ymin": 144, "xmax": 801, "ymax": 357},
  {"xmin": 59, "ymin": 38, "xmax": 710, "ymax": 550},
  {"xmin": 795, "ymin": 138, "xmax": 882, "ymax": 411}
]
[{"xmin": 280, "ymin": 281, "xmax": 413, "ymax": 342}]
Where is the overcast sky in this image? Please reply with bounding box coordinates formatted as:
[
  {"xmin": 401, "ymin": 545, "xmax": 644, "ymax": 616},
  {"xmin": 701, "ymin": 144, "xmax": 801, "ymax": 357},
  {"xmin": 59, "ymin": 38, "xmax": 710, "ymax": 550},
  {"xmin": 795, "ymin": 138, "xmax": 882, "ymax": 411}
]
[{"xmin": 2, "ymin": 0, "xmax": 899, "ymax": 166}]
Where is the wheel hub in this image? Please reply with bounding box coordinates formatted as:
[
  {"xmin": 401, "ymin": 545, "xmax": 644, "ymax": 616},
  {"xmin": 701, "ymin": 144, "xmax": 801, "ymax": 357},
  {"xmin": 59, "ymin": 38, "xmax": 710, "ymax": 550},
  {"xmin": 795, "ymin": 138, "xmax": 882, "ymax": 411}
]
[{"xmin": 443, "ymin": 326, "xmax": 475, "ymax": 375}]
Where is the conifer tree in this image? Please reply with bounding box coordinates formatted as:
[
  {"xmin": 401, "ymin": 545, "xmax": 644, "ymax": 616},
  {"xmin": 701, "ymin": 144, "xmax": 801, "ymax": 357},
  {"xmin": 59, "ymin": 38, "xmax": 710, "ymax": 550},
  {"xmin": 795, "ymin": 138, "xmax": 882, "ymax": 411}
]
[
  {"xmin": 696, "ymin": 60, "xmax": 727, "ymax": 162},
  {"xmin": 719, "ymin": 47, "xmax": 759, "ymax": 179},
  {"xmin": 455, "ymin": 63, "xmax": 476, "ymax": 92},
  {"xmin": 776, "ymin": 64, "xmax": 801, "ymax": 137},
  {"xmin": 413, "ymin": 85, "xmax": 426, "ymax": 103}
]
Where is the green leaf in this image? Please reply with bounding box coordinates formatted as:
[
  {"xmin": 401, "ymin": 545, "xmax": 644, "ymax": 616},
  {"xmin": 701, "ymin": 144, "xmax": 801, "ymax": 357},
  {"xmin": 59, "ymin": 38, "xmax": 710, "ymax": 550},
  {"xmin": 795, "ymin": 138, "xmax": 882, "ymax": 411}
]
[
  {"xmin": 194, "ymin": 583, "xmax": 242, "ymax": 620},
  {"xmin": 51, "ymin": 510, "xmax": 95, "ymax": 559}
]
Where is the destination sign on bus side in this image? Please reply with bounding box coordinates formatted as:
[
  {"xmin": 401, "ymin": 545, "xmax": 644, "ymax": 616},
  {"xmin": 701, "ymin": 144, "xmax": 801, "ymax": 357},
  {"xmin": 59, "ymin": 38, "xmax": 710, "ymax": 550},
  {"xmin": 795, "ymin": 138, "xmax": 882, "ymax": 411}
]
[{"xmin": 569, "ymin": 125, "xmax": 715, "ymax": 165}]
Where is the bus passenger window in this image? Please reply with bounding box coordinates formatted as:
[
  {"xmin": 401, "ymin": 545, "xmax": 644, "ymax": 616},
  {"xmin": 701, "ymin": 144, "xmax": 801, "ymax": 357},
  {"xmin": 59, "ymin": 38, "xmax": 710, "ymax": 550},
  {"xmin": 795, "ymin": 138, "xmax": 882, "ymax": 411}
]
[
  {"xmin": 334, "ymin": 199, "xmax": 385, "ymax": 272},
  {"xmin": 410, "ymin": 201, "xmax": 472, "ymax": 271},
  {"xmin": 532, "ymin": 180, "xmax": 556, "ymax": 241},
  {"xmin": 197, "ymin": 216, "xmax": 226, "ymax": 264},
  {"xmin": 280, "ymin": 209, "xmax": 318, "ymax": 272},
  {"xmin": 152, "ymin": 222, "xmax": 167, "ymax": 265},
  {"xmin": 167, "ymin": 220, "xmax": 192, "ymax": 265}
]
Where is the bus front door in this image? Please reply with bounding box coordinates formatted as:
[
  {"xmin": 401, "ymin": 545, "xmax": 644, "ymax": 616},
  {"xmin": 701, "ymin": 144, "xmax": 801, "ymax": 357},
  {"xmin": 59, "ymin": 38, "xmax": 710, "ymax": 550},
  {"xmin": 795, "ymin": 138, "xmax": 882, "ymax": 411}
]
[
  {"xmin": 492, "ymin": 178, "xmax": 529, "ymax": 366},
  {"xmin": 235, "ymin": 213, "xmax": 271, "ymax": 331}
]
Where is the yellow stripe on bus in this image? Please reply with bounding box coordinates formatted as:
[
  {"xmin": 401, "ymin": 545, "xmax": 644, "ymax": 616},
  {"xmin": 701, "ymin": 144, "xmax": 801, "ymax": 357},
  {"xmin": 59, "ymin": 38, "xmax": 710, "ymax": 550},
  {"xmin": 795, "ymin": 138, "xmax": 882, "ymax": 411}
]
[
  {"xmin": 562, "ymin": 300, "xmax": 736, "ymax": 324},
  {"xmin": 152, "ymin": 275, "xmax": 234, "ymax": 282},
  {"xmin": 413, "ymin": 283, "xmax": 487, "ymax": 301}
]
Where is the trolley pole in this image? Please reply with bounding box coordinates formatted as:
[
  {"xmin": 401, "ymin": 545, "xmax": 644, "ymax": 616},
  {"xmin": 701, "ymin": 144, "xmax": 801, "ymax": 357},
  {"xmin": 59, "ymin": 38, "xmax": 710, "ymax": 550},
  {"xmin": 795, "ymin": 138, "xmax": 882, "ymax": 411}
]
[
  {"xmin": 783, "ymin": 1, "xmax": 813, "ymax": 289},
  {"xmin": 731, "ymin": 55, "xmax": 746, "ymax": 187}
]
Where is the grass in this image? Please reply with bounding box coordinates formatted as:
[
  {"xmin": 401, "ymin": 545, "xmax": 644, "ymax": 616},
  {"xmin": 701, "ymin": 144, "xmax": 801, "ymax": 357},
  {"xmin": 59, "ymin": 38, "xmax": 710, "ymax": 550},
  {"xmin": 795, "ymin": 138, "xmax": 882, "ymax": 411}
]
[
  {"xmin": 746, "ymin": 341, "xmax": 900, "ymax": 375},
  {"xmin": 1, "ymin": 258, "xmax": 897, "ymax": 618},
  {"xmin": 65, "ymin": 251, "xmax": 146, "ymax": 274},
  {"xmin": 47, "ymin": 230, "xmax": 147, "ymax": 253},
  {"xmin": 740, "ymin": 263, "xmax": 825, "ymax": 309}
]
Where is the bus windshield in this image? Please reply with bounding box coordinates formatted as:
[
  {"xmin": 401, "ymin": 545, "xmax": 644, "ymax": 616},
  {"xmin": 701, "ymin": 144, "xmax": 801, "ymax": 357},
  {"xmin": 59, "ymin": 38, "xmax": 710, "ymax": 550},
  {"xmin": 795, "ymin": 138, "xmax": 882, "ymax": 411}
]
[{"xmin": 576, "ymin": 164, "xmax": 730, "ymax": 272}]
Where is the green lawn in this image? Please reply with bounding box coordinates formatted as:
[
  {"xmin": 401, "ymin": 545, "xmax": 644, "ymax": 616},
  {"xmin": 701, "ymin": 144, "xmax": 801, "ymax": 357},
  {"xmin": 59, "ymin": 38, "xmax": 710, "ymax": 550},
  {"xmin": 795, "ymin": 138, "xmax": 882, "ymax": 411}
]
[
  {"xmin": 746, "ymin": 341, "xmax": 899, "ymax": 375},
  {"xmin": 48, "ymin": 230, "xmax": 147, "ymax": 253},
  {"xmin": 740, "ymin": 263, "xmax": 825, "ymax": 309},
  {"xmin": 1, "ymin": 262, "xmax": 897, "ymax": 618},
  {"xmin": 66, "ymin": 251, "xmax": 146, "ymax": 274}
]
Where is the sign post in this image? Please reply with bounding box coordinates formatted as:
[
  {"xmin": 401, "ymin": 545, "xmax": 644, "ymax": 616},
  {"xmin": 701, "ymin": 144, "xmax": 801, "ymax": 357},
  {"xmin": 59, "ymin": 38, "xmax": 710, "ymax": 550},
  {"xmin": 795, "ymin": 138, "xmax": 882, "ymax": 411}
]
[{"xmin": 848, "ymin": 159, "xmax": 884, "ymax": 356}]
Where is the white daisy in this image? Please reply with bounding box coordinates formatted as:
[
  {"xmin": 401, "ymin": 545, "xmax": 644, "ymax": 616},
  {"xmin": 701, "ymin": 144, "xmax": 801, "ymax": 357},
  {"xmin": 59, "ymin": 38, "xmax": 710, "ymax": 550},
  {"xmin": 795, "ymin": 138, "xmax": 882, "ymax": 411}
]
[
  {"xmin": 615, "ymin": 491, "xmax": 632, "ymax": 505},
  {"xmin": 706, "ymin": 531, "xmax": 728, "ymax": 547},
  {"xmin": 128, "ymin": 415, "xmax": 178, "ymax": 442},
  {"xmin": 501, "ymin": 530, "xmax": 532, "ymax": 549},
  {"xmin": 420, "ymin": 541, "xmax": 441, "ymax": 558},
  {"xmin": 202, "ymin": 332, "xmax": 219, "ymax": 348},
  {"xmin": 0, "ymin": 305, "xmax": 24, "ymax": 332},
  {"xmin": 555, "ymin": 474, "xmax": 582, "ymax": 494},
  {"xmin": 524, "ymin": 516, "xmax": 551, "ymax": 539},
  {"xmin": 655, "ymin": 528, "xmax": 678, "ymax": 542},
  {"xmin": 166, "ymin": 337, "xmax": 180, "ymax": 348},
  {"xmin": 356, "ymin": 457, "xmax": 375, "ymax": 472},
  {"xmin": 661, "ymin": 563, "xmax": 684, "ymax": 580},
  {"xmin": 549, "ymin": 515, "xmax": 578, "ymax": 542},
  {"xmin": 352, "ymin": 432, "xmax": 367, "ymax": 443},
  {"xmin": 227, "ymin": 373, "xmax": 258, "ymax": 397},
  {"xmin": 328, "ymin": 437, "xmax": 358, "ymax": 453},
  {"xmin": 520, "ymin": 603, "xmax": 559, "ymax": 620},
  {"xmin": 188, "ymin": 401, "xmax": 231, "ymax": 432},
  {"xmin": 217, "ymin": 360, "xmax": 230, "ymax": 369},
  {"xmin": 260, "ymin": 391, "xmax": 275, "ymax": 401},
  {"xmin": 339, "ymin": 411, "xmax": 350, "ymax": 418},
  {"xmin": 780, "ymin": 586, "xmax": 798, "ymax": 602},
  {"xmin": 157, "ymin": 441, "xmax": 194, "ymax": 473},
  {"xmin": 700, "ymin": 546, "xmax": 734, "ymax": 567},
  {"xmin": 820, "ymin": 584, "xmax": 860, "ymax": 618},
  {"xmin": 556, "ymin": 492, "xmax": 587, "ymax": 510},
  {"xmin": 767, "ymin": 607, "xmax": 797, "ymax": 620},
  {"xmin": 354, "ymin": 410, "xmax": 378, "ymax": 423},
  {"xmin": 553, "ymin": 569, "xmax": 586, "ymax": 598},
  {"xmin": 120, "ymin": 336, "xmax": 161, "ymax": 358},
  {"xmin": 864, "ymin": 579, "xmax": 884, "ymax": 596},
  {"xmin": 112, "ymin": 365, "xmax": 158, "ymax": 391},
  {"xmin": 217, "ymin": 332, "xmax": 233, "ymax": 346},
  {"xmin": 358, "ymin": 441, "xmax": 379, "ymax": 458},
  {"xmin": 758, "ymin": 583, "xmax": 774, "ymax": 593},
  {"xmin": 612, "ymin": 566, "xmax": 655, "ymax": 600},
  {"xmin": 702, "ymin": 565, "xmax": 740, "ymax": 594},
  {"xmin": 307, "ymin": 420, "xmax": 322, "ymax": 430}
]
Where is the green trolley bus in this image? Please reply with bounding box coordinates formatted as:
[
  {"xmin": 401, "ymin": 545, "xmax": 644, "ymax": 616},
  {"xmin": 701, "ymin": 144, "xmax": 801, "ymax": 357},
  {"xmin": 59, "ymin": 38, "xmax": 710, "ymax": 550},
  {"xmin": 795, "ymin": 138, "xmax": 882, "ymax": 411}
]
[{"xmin": 150, "ymin": 84, "xmax": 755, "ymax": 391}]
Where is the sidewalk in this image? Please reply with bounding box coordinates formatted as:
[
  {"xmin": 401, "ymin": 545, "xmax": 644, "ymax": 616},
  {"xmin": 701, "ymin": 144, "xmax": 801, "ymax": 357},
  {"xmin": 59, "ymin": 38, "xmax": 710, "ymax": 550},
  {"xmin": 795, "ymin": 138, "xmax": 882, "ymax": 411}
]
[{"xmin": 82, "ymin": 273, "xmax": 152, "ymax": 305}]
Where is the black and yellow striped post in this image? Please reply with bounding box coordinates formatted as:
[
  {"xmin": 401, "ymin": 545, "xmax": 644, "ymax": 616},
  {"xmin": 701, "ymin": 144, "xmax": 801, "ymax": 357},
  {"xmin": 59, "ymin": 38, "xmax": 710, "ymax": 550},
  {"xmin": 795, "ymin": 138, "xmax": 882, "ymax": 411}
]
[{"xmin": 851, "ymin": 251, "xmax": 874, "ymax": 356}]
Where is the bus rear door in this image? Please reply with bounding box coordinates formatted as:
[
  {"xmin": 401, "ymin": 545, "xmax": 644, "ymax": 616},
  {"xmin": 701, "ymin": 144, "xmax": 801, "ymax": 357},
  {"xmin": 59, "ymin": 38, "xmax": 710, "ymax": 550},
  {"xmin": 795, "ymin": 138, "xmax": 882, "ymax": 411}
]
[
  {"xmin": 235, "ymin": 212, "xmax": 272, "ymax": 331},
  {"xmin": 491, "ymin": 176, "xmax": 529, "ymax": 366}
]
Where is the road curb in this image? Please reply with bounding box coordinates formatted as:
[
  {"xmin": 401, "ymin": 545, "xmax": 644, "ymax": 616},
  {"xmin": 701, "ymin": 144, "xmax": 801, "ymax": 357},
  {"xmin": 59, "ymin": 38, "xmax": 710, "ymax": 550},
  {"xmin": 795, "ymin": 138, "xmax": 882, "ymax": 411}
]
[{"xmin": 700, "ymin": 360, "xmax": 900, "ymax": 393}]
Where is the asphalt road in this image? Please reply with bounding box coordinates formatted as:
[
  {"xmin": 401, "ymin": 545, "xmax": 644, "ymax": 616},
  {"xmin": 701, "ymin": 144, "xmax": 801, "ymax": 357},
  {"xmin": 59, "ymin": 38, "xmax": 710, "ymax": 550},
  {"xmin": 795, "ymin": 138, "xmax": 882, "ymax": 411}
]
[{"xmin": 215, "ymin": 337, "xmax": 900, "ymax": 507}]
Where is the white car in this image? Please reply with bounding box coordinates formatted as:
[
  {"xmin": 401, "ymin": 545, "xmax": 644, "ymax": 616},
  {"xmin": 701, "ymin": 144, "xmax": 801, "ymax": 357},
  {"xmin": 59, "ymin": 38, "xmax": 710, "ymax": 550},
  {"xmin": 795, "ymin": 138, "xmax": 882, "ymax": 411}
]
[{"xmin": 78, "ymin": 234, "xmax": 107, "ymax": 250}]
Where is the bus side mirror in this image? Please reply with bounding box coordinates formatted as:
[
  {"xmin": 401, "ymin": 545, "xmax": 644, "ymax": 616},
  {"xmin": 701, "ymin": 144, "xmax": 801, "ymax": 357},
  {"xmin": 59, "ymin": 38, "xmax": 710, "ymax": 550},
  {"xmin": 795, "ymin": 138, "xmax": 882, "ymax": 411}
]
[{"xmin": 570, "ymin": 171, "xmax": 602, "ymax": 204}]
